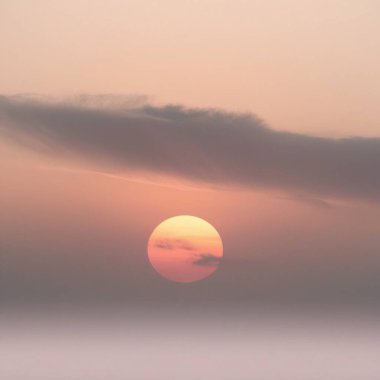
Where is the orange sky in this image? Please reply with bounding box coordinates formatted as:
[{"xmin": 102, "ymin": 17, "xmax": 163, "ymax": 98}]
[
  {"xmin": 1, "ymin": 1, "xmax": 380, "ymax": 307},
  {"xmin": 1, "ymin": 4, "xmax": 380, "ymax": 380}
]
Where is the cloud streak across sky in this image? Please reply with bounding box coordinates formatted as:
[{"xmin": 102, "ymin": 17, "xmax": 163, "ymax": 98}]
[{"xmin": 1, "ymin": 95, "xmax": 379, "ymax": 201}]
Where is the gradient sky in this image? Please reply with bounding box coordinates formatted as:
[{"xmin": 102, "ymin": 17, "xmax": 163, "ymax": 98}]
[
  {"xmin": 1, "ymin": 0, "xmax": 380, "ymax": 311},
  {"xmin": 1, "ymin": 3, "xmax": 380, "ymax": 379},
  {"xmin": 1, "ymin": 0, "xmax": 380, "ymax": 137}
]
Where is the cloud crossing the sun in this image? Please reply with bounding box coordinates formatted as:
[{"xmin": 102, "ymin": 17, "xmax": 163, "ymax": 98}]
[
  {"xmin": 192, "ymin": 253, "xmax": 222, "ymax": 267},
  {"xmin": 154, "ymin": 238, "xmax": 195, "ymax": 251}
]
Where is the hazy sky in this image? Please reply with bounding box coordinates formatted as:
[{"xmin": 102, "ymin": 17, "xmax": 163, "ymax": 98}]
[
  {"xmin": 2, "ymin": 3, "xmax": 380, "ymax": 379},
  {"xmin": 1, "ymin": 0, "xmax": 380, "ymax": 310},
  {"xmin": 1, "ymin": 0, "xmax": 380, "ymax": 137}
]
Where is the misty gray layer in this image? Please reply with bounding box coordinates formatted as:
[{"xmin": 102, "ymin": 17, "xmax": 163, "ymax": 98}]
[{"xmin": 1, "ymin": 95, "xmax": 380, "ymax": 201}]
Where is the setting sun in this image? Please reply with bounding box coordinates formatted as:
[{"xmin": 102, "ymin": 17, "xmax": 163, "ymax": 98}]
[{"xmin": 147, "ymin": 216, "xmax": 223, "ymax": 283}]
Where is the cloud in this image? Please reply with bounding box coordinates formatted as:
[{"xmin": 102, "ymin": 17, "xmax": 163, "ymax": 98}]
[
  {"xmin": 153, "ymin": 238, "xmax": 195, "ymax": 251},
  {"xmin": 1, "ymin": 94, "xmax": 380, "ymax": 201},
  {"xmin": 192, "ymin": 253, "xmax": 222, "ymax": 267},
  {"xmin": 154, "ymin": 239, "xmax": 175, "ymax": 250}
]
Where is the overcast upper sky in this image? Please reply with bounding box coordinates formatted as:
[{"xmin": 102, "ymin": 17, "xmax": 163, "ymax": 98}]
[{"xmin": 1, "ymin": 0, "xmax": 380, "ymax": 137}]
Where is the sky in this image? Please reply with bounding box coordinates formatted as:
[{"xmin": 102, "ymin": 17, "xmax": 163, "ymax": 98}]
[{"xmin": 1, "ymin": 1, "xmax": 380, "ymax": 379}]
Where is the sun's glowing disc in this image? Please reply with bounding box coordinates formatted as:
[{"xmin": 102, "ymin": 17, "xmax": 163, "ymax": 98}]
[{"xmin": 147, "ymin": 215, "xmax": 223, "ymax": 283}]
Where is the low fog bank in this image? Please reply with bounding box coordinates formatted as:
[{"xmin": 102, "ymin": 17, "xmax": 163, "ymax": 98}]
[{"xmin": 1, "ymin": 309, "xmax": 379, "ymax": 380}]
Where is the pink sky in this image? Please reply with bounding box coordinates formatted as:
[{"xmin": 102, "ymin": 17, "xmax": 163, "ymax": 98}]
[
  {"xmin": 1, "ymin": 4, "xmax": 380, "ymax": 378},
  {"xmin": 0, "ymin": 0, "xmax": 379, "ymax": 310}
]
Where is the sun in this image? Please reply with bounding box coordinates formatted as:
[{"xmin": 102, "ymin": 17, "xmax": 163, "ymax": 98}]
[{"xmin": 147, "ymin": 215, "xmax": 223, "ymax": 283}]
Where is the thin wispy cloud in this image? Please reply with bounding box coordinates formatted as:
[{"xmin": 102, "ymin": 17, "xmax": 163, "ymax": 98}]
[
  {"xmin": 153, "ymin": 238, "xmax": 195, "ymax": 251},
  {"xmin": 154, "ymin": 239, "xmax": 175, "ymax": 250},
  {"xmin": 1, "ymin": 94, "xmax": 380, "ymax": 201}
]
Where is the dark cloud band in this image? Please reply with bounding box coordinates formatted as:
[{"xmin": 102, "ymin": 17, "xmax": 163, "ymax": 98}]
[{"xmin": 1, "ymin": 95, "xmax": 380, "ymax": 201}]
